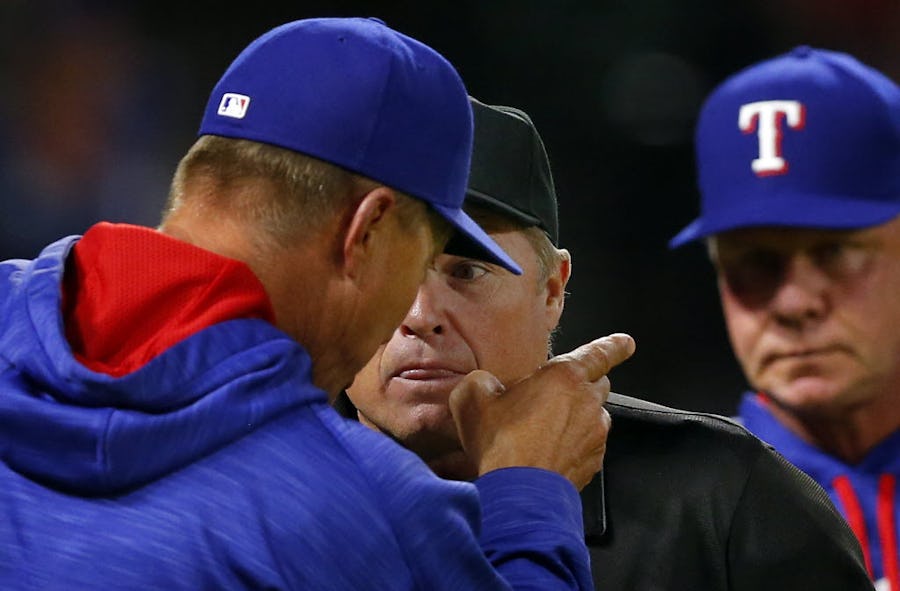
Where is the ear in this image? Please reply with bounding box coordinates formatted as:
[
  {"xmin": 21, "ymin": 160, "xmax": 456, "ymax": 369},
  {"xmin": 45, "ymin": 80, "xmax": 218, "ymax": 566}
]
[
  {"xmin": 544, "ymin": 248, "xmax": 571, "ymax": 330},
  {"xmin": 340, "ymin": 187, "xmax": 398, "ymax": 279}
]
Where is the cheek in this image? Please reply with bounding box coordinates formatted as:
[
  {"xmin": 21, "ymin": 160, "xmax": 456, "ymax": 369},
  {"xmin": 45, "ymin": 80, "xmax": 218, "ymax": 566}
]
[
  {"xmin": 821, "ymin": 264, "xmax": 898, "ymax": 360},
  {"xmin": 468, "ymin": 298, "xmax": 551, "ymax": 382},
  {"xmin": 389, "ymin": 286, "xmax": 417, "ymax": 326},
  {"xmin": 347, "ymin": 352, "xmax": 389, "ymax": 409},
  {"xmin": 845, "ymin": 289, "xmax": 900, "ymax": 372},
  {"xmin": 380, "ymin": 268, "xmax": 424, "ymax": 337},
  {"xmin": 720, "ymin": 293, "xmax": 763, "ymax": 365}
]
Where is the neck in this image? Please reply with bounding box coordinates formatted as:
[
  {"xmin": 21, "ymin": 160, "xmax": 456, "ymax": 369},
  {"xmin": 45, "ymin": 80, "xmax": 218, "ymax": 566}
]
[
  {"xmin": 252, "ymin": 246, "xmax": 363, "ymax": 401},
  {"xmin": 161, "ymin": 205, "xmax": 357, "ymax": 400},
  {"xmin": 303, "ymin": 287, "xmax": 360, "ymax": 400},
  {"xmin": 767, "ymin": 390, "xmax": 900, "ymax": 464},
  {"xmin": 159, "ymin": 209, "xmax": 255, "ymax": 268},
  {"xmin": 428, "ymin": 452, "xmax": 478, "ymax": 482}
]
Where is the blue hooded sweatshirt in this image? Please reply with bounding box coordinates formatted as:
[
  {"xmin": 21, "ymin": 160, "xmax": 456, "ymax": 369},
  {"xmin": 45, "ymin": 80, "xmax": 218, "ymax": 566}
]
[{"xmin": 0, "ymin": 224, "xmax": 592, "ymax": 590}]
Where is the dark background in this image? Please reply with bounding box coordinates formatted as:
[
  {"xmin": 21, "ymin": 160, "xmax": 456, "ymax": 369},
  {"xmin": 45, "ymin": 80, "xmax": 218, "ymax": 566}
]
[{"xmin": 2, "ymin": 1, "xmax": 898, "ymax": 414}]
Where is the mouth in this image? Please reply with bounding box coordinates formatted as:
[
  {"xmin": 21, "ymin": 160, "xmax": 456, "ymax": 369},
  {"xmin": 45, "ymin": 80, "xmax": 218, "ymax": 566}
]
[
  {"xmin": 386, "ymin": 366, "xmax": 466, "ymax": 404},
  {"xmin": 394, "ymin": 367, "xmax": 466, "ymax": 381},
  {"xmin": 763, "ymin": 345, "xmax": 847, "ymax": 367}
]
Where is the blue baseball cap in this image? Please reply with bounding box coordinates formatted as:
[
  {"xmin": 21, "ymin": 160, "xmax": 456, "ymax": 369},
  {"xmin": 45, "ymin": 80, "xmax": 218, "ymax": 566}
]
[
  {"xmin": 199, "ymin": 17, "xmax": 521, "ymax": 274},
  {"xmin": 670, "ymin": 45, "xmax": 900, "ymax": 248}
]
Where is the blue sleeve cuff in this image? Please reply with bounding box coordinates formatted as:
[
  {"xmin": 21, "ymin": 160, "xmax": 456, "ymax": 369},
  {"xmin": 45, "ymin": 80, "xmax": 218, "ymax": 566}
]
[{"xmin": 475, "ymin": 467, "xmax": 585, "ymax": 540}]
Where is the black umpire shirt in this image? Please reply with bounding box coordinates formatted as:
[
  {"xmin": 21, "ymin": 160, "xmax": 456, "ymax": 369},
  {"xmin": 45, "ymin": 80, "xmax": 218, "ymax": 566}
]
[{"xmin": 336, "ymin": 392, "xmax": 871, "ymax": 589}]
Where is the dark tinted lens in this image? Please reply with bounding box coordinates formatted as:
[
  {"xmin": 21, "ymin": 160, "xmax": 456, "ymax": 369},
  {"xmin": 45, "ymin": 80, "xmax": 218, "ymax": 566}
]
[{"xmin": 720, "ymin": 250, "xmax": 786, "ymax": 306}]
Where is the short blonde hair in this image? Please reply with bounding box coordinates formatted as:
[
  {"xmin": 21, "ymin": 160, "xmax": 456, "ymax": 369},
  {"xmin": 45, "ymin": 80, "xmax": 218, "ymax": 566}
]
[
  {"xmin": 165, "ymin": 135, "xmax": 452, "ymax": 254},
  {"xmin": 164, "ymin": 136, "xmax": 370, "ymax": 246}
]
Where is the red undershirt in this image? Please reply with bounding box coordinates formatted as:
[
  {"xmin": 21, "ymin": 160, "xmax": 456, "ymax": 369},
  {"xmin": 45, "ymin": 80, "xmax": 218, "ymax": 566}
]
[{"xmin": 62, "ymin": 222, "xmax": 276, "ymax": 377}]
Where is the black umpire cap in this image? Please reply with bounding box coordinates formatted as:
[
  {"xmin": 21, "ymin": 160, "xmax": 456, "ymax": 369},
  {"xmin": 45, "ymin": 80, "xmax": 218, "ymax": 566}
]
[
  {"xmin": 446, "ymin": 97, "xmax": 559, "ymax": 261},
  {"xmin": 465, "ymin": 97, "xmax": 559, "ymax": 246}
]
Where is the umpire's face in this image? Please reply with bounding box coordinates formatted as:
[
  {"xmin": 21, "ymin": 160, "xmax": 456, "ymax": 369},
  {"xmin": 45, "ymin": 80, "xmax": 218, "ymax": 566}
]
[
  {"xmin": 346, "ymin": 226, "xmax": 569, "ymax": 480},
  {"xmin": 713, "ymin": 214, "xmax": 900, "ymax": 424}
]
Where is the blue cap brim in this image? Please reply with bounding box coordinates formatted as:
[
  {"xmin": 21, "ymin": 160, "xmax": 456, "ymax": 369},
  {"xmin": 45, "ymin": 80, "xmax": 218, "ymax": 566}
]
[
  {"xmin": 669, "ymin": 192, "xmax": 900, "ymax": 248},
  {"xmin": 431, "ymin": 203, "xmax": 523, "ymax": 275}
]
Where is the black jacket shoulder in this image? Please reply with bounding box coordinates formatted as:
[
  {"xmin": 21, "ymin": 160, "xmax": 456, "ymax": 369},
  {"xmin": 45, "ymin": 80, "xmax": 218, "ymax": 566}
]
[{"xmin": 584, "ymin": 393, "xmax": 870, "ymax": 590}]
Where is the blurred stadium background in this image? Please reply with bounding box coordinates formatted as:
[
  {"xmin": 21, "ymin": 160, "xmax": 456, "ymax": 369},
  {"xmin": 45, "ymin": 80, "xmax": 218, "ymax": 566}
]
[{"xmin": 2, "ymin": 0, "xmax": 898, "ymax": 414}]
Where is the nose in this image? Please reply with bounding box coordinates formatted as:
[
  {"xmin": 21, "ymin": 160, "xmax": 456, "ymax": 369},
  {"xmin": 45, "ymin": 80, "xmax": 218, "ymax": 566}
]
[
  {"xmin": 770, "ymin": 254, "xmax": 829, "ymax": 329},
  {"xmin": 398, "ymin": 274, "xmax": 444, "ymax": 338}
]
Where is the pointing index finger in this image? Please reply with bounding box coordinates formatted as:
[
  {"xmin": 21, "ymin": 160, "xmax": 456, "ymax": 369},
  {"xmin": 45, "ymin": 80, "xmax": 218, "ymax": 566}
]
[{"xmin": 553, "ymin": 333, "xmax": 636, "ymax": 383}]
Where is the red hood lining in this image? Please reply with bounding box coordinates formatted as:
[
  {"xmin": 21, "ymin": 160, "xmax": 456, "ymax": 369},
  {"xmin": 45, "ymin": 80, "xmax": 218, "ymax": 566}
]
[{"xmin": 63, "ymin": 222, "xmax": 276, "ymax": 377}]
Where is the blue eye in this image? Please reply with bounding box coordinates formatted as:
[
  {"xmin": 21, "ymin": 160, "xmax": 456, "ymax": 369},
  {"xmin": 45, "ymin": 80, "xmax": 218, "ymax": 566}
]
[{"xmin": 449, "ymin": 261, "xmax": 488, "ymax": 281}]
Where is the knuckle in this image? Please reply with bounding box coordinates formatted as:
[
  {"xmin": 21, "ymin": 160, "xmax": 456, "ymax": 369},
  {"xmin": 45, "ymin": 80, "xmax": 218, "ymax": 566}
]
[
  {"xmin": 598, "ymin": 375, "xmax": 611, "ymax": 392},
  {"xmin": 448, "ymin": 376, "xmax": 479, "ymax": 411},
  {"xmin": 600, "ymin": 408, "xmax": 612, "ymax": 432},
  {"xmin": 550, "ymin": 358, "xmax": 587, "ymax": 385},
  {"xmin": 584, "ymin": 452, "xmax": 604, "ymax": 480},
  {"xmin": 588, "ymin": 343, "xmax": 612, "ymax": 372}
]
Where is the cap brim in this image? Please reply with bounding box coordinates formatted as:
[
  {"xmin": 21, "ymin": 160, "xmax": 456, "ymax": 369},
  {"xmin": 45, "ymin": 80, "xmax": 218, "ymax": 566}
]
[
  {"xmin": 668, "ymin": 218, "xmax": 706, "ymax": 249},
  {"xmin": 669, "ymin": 192, "xmax": 900, "ymax": 249},
  {"xmin": 432, "ymin": 203, "xmax": 523, "ymax": 275}
]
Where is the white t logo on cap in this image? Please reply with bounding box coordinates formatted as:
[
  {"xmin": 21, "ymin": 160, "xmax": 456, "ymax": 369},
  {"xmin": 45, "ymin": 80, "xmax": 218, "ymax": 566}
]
[{"xmin": 738, "ymin": 100, "xmax": 806, "ymax": 176}]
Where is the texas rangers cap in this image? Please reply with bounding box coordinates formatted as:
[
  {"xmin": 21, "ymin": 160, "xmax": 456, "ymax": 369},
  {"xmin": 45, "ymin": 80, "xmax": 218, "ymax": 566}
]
[
  {"xmin": 199, "ymin": 17, "xmax": 521, "ymax": 274},
  {"xmin": 463, "ymin": 98, "xmax": 559, "ymax": 245},
  {"xmin": 670, "ymin": 45, "xmax": 900, "ymax": 248}
]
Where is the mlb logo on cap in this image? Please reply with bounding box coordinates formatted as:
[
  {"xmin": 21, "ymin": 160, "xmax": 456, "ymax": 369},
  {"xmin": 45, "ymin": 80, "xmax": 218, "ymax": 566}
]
[
  {"xmin": 670, "ymin": 46, "xmax": 900, "ymax": 248},
  {"xmin": 217, "ymin": 93, "xmax": 251, "ymax": 119}
]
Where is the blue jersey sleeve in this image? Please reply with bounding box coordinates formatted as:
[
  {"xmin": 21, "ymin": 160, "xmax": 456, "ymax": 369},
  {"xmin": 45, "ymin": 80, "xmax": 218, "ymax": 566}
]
[{"xmin": 335, "ymin": 415, "xmax": 593, "ymax": 590}]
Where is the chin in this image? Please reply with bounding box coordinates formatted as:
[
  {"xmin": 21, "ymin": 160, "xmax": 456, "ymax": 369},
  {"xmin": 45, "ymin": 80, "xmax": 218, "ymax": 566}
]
[
  {"xmin": 408, "ymin": 408, "xmax": 457, "ymax": 439},
  {"xmin": 766, "ymin": 377, "xmax": 851, "ymax": 416}
]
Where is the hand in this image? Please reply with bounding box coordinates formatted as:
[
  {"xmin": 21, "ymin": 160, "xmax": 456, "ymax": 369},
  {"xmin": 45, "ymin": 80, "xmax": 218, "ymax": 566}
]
[{"xmin": 448, "ymin": 333, "xmax": 635, "ymax": 490}]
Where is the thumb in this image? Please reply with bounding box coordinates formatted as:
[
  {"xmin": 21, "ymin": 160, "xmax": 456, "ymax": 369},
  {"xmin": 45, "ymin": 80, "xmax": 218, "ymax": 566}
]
[
  {"xmin": 448, "ymin": 370, "xmax": 505, "ymax": 463},
  {"xmin": 449, "ymin": 370, "xmax": 504, "ymax": 425},
  {"xmin": 449, "ymin": 369, "xmax": 505, "ymax": 409}
]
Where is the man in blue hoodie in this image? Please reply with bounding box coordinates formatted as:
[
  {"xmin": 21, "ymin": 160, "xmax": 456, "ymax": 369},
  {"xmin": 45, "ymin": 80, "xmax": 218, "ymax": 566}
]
[
  {"xmin": 671, "ymin": 46, "xmax": 900, "ymax": 590},
  {"xmin": 0, "ymin": 18, "xmax": 633, "ymax": 590}
]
